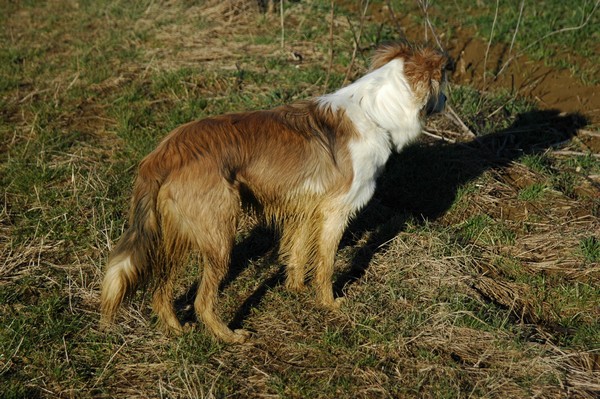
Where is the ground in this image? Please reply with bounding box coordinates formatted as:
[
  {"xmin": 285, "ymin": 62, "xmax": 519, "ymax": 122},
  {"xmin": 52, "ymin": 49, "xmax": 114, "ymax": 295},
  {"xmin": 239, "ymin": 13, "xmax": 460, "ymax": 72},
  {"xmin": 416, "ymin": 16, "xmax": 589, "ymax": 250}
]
[{"xmin": 0, "ymin": 1, "xmax": 598, "ymax": 398}]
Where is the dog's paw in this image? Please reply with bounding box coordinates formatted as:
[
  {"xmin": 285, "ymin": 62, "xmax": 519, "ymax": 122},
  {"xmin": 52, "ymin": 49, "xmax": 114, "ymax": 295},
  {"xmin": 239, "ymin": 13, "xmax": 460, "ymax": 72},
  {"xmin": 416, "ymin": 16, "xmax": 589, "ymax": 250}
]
[
  {"xmin": 157, "ymin": 319, "xmax": 184, "ymax": 337},
  {"xmin": 165, "ymin": 324, "xmax": 184, "ymax": 337},
  {"xmin": 231, "ymin": 329, "xmax": 253, "ymax": 344},
  {"xmin": 334, "ymin": 297, "xmax": 345, "ymax": 308},
  {"xmin": 330, "ymin": 297, "xmax": 345, "ymax": 310},
  {"xmin": 285, "ymin": 280, "xmax": 307, "ymax": 293},
  {"xmin": 182, "ymin": 322, "xmax": 197, "ymax": 333},
  {"xmin": 319, "ymin": 296, "xmax": 345, "ymax": 311}
]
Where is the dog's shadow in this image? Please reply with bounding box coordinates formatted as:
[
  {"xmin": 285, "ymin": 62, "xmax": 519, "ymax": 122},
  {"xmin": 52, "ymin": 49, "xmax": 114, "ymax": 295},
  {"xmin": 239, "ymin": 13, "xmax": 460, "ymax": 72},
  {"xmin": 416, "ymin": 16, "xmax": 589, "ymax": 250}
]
[
  {"xmin": 175, "ymin": 109, "xmax": 588, "ymax": 330},
  {"xmin": 336, "ymin": 109, "xmax": 588, "ymax": 292}
]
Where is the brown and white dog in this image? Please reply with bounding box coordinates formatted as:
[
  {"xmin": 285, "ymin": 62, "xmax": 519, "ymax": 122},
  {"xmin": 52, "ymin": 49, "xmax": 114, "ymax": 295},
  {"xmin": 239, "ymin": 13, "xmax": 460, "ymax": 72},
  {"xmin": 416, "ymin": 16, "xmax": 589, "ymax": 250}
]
[{"xmin": 100, "ymin": 43, "xmax": 448, "ymax": 343}]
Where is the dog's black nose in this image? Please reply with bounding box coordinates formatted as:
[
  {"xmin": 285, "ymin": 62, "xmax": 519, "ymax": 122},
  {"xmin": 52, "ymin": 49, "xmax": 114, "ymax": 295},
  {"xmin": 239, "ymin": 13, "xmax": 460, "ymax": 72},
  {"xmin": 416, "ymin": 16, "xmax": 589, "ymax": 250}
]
[{"xmin": 426, "ymin": 93, "xmax": 446, "ymax": 115}]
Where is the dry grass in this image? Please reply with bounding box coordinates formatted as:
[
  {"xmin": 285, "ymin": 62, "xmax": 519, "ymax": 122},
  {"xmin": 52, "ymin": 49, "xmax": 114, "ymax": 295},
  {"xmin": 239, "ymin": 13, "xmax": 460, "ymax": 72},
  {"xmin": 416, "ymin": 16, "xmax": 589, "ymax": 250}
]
[{"xmin": 1, "ymin": 1, "xmax": 598, "ymax": 398}]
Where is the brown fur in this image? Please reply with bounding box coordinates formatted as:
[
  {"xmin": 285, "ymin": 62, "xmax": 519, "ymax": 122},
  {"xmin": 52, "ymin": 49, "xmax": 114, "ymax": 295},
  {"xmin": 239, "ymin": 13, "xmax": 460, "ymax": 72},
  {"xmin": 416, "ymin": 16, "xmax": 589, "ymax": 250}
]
[
  {"xmin": 371, "ymin": 42, "xmax": 447, "ymax": 102},
  {"xmin": 100, "ymin": 44, "xmax": 447, "ymax": 343},
  {"xmin": 100, "ymin": 101, "xmax": 359, "ymax": 342}
]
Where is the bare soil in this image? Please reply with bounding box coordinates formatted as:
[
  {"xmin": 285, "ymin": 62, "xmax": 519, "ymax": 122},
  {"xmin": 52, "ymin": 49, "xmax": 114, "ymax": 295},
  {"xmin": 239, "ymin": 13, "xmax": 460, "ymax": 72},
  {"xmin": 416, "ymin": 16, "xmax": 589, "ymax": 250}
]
[{"xmin": 447, "ymin": 29, "xmax": 600, "ymax": 125}]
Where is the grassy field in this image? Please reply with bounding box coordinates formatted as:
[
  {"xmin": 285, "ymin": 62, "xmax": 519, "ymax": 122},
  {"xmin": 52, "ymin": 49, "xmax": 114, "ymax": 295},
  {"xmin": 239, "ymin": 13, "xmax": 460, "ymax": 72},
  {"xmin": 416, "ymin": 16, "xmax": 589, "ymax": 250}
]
[{"xmin": 1, "ymin": 1, "xmax": 599, "ymax": 398}]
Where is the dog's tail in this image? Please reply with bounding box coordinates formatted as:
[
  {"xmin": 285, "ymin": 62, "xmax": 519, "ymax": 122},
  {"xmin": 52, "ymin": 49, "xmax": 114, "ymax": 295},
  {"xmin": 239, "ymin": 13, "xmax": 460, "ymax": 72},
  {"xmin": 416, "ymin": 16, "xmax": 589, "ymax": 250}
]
[{"xmin": 100, "ymin": 150, "xmax": 170, "ymax": 327}]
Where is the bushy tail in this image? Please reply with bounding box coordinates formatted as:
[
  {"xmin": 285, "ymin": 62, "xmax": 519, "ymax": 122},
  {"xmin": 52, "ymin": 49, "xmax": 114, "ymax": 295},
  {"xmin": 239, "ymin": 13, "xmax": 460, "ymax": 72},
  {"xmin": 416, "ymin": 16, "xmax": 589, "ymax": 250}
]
[{"xmin": 100, "ymin": 158, "xmax": 165, "ymax": 327}]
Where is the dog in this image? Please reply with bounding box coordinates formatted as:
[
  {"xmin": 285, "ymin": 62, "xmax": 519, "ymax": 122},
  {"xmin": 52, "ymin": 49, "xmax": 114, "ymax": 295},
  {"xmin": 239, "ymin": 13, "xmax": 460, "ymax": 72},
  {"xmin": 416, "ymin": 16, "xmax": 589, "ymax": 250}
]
[{"xmin": 100, "ymin": 43, "xmax": 448, "ymax": 343}]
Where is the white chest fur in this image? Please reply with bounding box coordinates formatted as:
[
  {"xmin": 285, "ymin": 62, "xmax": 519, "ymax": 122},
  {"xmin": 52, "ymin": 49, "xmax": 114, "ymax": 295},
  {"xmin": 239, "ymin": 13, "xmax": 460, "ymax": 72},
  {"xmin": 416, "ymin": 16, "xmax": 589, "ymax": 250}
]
[
  {"xmin": 343, "ymin": 112, "xmax": 392, "ymax": 211},
  {"xmin": 318, "ymin": 58, "xmax": 423, "ymax": 213}
]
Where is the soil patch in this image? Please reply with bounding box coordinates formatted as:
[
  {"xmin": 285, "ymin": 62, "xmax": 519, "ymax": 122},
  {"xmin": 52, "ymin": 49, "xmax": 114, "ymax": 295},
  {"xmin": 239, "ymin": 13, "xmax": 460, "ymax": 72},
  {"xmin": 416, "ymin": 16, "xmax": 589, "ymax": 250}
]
[{"xmin": 446, "ymin": 26, "xmax": 600, "ymax": 123}]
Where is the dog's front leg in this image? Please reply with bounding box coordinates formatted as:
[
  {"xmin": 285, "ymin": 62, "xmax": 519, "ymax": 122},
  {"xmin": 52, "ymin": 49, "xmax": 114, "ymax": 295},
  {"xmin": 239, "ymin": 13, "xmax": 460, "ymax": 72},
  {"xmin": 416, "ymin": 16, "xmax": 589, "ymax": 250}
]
[
  {"xmin": 313, "ymin": 206, "xmax": 349, "ymax": 309},
  {"xmin": 280, "ymin": 217, "xmax": 314, "ymax": 292}
]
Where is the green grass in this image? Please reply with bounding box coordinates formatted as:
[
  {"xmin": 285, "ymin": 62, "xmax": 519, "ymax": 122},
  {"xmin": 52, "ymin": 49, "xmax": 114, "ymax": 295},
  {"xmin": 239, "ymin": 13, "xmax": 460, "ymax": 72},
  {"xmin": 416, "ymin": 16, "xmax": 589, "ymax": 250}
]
[
  {"xmin": 518, "ymin": 183, "xmax": 547, "ymax": 201},
  {"xmin": 447, "ymin": 84, "xmax": 537, "ymax": 134},
  {"xmin": 1, "ymin": 0, "xmax": 599, "ymax": 398},
  {"xmin": 580, "ymin": 236, "xmax": 600, "ymax": 263},
  {"xmin": 456, "ymin": 214, "xmax": 515, "ymax": 246},
  {"xmin": 521, "ymin": 153, "xmax": 553, "ymax": 174}
]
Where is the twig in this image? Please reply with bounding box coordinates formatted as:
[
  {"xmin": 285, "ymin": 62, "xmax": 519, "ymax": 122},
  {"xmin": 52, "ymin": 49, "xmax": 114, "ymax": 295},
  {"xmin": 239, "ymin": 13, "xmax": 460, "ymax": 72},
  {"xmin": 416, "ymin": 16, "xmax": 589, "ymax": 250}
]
[
  {"xmin": 279, "ymin": 0, "xmax": 284, "ymax": 49},
  {"xmin": 505, "ymin": 0, "xmax": 525, "ymax": 71},
  {"xmin": 386, "ymin": 0, "xmax": 407, "ymax": 41},
  {"xmin": 416, "ymin": 0, "xmax": 443, "ymax": 50},
  {"xmin": 446, "ymin": 105, "xmax": 477, "ymax": 137},
  {"xmin": 482, "ymin": 0, "xmax": 500, "ymax": 91},
  {"xmin": 62, "ymin": 335, "xmax": 70, "ymax": 364},
  {"xmin": 578, "ymin": 129, "xmax": 600, "ymax": 138},
  {"xmin": 422, "ymin": 129, "xmax": 456, "ymax": 143},
  {"xmin": 65, "ymin": 72, "xmax": 80, "ymax": 92},
  {"xmin": 93, "ymin": 341, "xmax": 127, "ymax": 388},
  {"xmin": 0, "ymin": 337, "xmax": 24, "ymax": 375},
  {"xmin": 342, "ymin": 0, "xmax": 369, "ymax": 86},
  {"xmin": 19, "ymin": 89, "xmax": 50, "ymax": 104},
  {"xmin": 552, "ymin": 150, "xmax": 600, "ymax": 158},
  {"xmin": 323, "ymin": 0, "xmax": 335, "ymax": 93},
  {"xmin": 496, "ymin": 0, "xmax": 600, "ymax": 79}
]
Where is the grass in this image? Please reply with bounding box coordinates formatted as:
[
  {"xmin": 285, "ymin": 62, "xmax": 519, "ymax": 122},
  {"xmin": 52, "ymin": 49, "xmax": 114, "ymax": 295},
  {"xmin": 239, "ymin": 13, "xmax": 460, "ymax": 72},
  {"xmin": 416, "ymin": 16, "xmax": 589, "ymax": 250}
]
[
  {"xmin": 517, "ymin": 183, "xmax": 547, "ymax": 201},
  {"xmin": 580, "ymin": 236, "xmax": 600, "ymax": 263},
  {"xmin": 1, "ymin": 0, "xmax": 599, "ymax": 398}
]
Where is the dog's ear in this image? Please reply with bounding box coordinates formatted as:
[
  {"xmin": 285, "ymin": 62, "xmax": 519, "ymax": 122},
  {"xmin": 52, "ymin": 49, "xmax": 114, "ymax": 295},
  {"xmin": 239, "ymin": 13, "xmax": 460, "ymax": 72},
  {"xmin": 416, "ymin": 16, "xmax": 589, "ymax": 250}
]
[
  {"xmin": 403, "ymin": 48, "xmax": 448, "ymax": 102},
  {"xmin": 371, "ymin": 43, "xmax": 447, "ymax": 84},
  {"xmin": 370, "ymin": 42, "xmax": 414, "ymax": 70},
  {"xmin": 410, "ymin": 48, "xmax": 447, "ymax": 84},
  {"xmin": 370, "ymin": 43, "xmax": 448, "ymax": 104}
]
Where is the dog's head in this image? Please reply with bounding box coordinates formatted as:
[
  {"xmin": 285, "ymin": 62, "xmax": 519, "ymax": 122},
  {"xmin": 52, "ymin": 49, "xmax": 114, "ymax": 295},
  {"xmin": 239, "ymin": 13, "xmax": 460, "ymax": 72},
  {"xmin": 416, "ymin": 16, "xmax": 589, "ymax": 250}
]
[{"xmin": 371, "ymin": 43, "xmax": 449, "ymax": 117}]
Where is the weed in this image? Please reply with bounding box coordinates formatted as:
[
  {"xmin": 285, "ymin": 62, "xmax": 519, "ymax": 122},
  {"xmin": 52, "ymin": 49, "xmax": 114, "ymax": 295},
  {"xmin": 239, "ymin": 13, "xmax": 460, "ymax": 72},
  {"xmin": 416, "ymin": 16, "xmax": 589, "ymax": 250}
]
[
  {"xmin": 457, "ymin": 214, "xmax": 515, "ymax": 246},
  {"xmin": 579, "ymin": 236, "xmax": 600, "ymax": 263},
  {"xmin": 562, "ymin": 153, "xmax": 600, "ymax": 175},
  {"xmin": 403, "ymin": 0, "xmax": 600, "ymax": 82},
  {"xmin": 552, "ymin": 171, "xmax": 577, "ymax": 198},
  {"xmin": 520, "ymin": 153, "xmax": 553, "ymax": 175},
  {"xmin": 169, "ymin": 330, "xmax": 223, "ymax": 365},
  {"xmin": 518, "ymin": 182, "xmax": 547, "ymax": 201}
]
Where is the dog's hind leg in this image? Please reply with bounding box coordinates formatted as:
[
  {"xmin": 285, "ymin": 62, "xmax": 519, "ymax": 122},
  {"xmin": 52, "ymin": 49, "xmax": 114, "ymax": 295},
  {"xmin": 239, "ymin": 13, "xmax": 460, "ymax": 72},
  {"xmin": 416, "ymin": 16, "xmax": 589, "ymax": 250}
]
[
  {"xmin": 150, "ymin": 185, "xmax": 195, "ymax": 335},
  {"xmin": 196, "ymin": 250, "xmax": 251, "ymax": 343},
  {"xmin": 192, "ymin": 184, "xmax": 250, "ymax": 343},
  {"xmin": 152, "ymin": 271, "xmax": 182, "ymax": 335}
]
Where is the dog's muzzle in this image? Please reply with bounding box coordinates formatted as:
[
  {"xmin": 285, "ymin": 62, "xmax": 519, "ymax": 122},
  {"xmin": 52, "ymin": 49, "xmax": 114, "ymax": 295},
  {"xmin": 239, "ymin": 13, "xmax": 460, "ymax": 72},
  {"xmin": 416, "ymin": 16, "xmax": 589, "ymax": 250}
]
[{"xmin": 425, "ymin": 92, "xmax": 446, "ymax": 116}]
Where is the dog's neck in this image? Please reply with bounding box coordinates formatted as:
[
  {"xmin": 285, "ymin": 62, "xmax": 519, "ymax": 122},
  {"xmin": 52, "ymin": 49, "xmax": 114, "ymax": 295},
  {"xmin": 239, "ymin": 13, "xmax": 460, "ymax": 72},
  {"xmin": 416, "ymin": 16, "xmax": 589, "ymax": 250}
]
[
  {"xmin": 317, "ymin": 59, "xmax": 424, "ymax": 153},
  {"xmin": 315, "ymin": 59, "xmax": 425, "ymax": 212}
]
